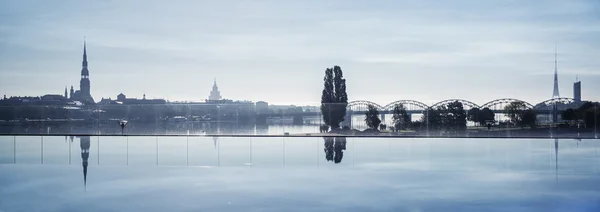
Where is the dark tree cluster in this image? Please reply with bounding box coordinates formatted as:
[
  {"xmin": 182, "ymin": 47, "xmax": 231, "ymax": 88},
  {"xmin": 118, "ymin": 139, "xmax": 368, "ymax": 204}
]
[
  {"xmin": 320, "ymin": 66, "xmax": 348, "ymax": 130},
  {"xmin": 420, "ymin": 101, "xmax": 467, "ymax": 133},
  {"xmin": 561, "ymin": 101, "xmax": 600, "ymax": 128},
  {"xmin": 364, "ymin": 104, "xmax": 381, "ymax": 129},
  {"xmin": 505, "ymin": 102, "xmax": 537, "ymax": 128},
  {"xmin": 467, "ymin": 107, "xmax": 495, "ymax": 126},
  {"xmin": 391, "ymin": 103, "xmax": 411, "ymax": 131}
]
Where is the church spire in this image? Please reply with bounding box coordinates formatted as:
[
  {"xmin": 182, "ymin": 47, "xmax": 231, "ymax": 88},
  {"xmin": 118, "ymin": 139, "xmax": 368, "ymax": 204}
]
[
  {"xmin": 552, "ymin": 43, "xmax": 560, "ymax": 99},
  {"xmin": 82, "ymin": 37, "xmax": 88, "ymax": 74}
]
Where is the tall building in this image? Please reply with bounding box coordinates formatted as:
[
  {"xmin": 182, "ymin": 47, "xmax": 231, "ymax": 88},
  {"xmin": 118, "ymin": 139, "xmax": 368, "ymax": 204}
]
[
  {"xmin": 574, "ymin": 79, "xmax": 581, "ymax": 101},
  {"xmin": 69, "ymin": 39, "xmax": 95, "ymax": 104},
  {"xmin": 208, "ymin": 78, "xmax": 222, "ymax": 101},
  {"xmin": 552, "ymin": 44, "xmax": 560, "ymax": 99}
]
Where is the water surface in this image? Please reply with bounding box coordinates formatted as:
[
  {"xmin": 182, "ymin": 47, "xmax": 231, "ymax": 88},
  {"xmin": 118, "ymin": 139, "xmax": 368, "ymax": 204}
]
[{"xmin": 1, "ymin": 136, "xmax": 599, "ymax": 211}]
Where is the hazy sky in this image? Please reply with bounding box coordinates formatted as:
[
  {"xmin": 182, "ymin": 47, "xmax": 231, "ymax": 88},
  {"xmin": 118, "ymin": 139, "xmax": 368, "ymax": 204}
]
[{"xmin": 1, "ymin": 0, "xmax": 599, "ymax": 106}]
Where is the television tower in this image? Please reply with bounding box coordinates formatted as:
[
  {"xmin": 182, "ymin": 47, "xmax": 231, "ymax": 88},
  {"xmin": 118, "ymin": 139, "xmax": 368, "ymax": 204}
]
[
  {"xmin": 552, "ymin": 44, "xmax": 560, "ymax": 99},
  {"xmin": 551, "ymin": 44, "xmax": 560, "ymax": 123}
]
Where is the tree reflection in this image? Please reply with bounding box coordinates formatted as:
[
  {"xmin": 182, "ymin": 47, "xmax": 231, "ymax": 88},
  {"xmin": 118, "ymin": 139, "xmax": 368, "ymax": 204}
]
[
  {"xmin": 323, "ymin": 137, "xmax": 347, "ymax": 164},
  {"xmin": 334, "ymin": 137, "xmax": 346, "ymax": 163}
]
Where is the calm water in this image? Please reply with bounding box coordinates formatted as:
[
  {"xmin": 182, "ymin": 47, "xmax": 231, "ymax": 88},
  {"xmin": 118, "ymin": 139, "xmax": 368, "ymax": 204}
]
[{"xmin": 1, "ymin": 136, "xmax": 599, "ymax": 211}]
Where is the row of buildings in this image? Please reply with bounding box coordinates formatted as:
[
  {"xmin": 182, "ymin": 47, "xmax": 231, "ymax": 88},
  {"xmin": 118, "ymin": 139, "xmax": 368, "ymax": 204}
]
[{"xmin": 0, "ymin": 40, "xmax": 315, "ymax": 118}]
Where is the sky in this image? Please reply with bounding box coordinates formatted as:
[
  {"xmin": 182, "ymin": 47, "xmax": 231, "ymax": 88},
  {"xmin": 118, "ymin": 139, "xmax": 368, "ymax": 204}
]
[{"xmin": 0, "ymin": 0, "xmax": 599, "ymax": 106}]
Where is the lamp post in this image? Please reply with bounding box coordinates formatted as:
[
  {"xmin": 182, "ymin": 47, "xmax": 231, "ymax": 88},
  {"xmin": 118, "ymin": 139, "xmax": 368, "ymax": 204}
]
[{"xmin": 118, "ymin": 120, "xmax": 128, "ymax": 135}]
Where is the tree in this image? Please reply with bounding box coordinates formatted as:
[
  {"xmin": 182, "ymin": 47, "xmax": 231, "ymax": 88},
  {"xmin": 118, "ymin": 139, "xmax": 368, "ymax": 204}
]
[
  {"xmin": 421, "ymin": 107, "xmax": 443, "ymax": 131},
  {"xmin": 392, "ymin": 103, "xmax": 410, "ymax": 131},
  {"xmin": 479, "ymin": 107, "xmax": 495, "ymax": 126},
  {"xmin": 320, "ymin": 66, "xmax": 348, "ymax": 129},
  {"xmin": 505, "ymin": 102, "xmax": 528, "ymax": 126},
  {"xmin": 522, "ymin": 109, "xmax": 537, "ymax": 128},
  {"xmin": 469, "ymin": 107, "xmax": 495, "ymax": 126},
  {"xmin": 578, "ymin": 102, "xmax": 600, "ymax": 128},
  {"xmin": 445, "ymin": 101, "xmax": 467, "ymax": 132},
  {"xmin": 562, "ymin": 108, "xmax": 577, "ymax": 123},
  {"xmin": 364, "ymin": 104, "xmax": 381, "ymax": 129},
  {"xmin": 505, "ymin": 102, "xmax": 537, "ymax": 128},
  {"xmin": 467, "ymin": 108, "xmax": 480, "ymax": 125}
]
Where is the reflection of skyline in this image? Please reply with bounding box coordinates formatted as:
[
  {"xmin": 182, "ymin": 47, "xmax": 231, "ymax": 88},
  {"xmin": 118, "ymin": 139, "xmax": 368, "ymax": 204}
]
[
  {"xmin": 555, "ymin": 138, "xmax": 558, "ymax": 183},
  {"xmin": 324, "ymin": 137, "xmax": 346, "ymax": 164},
  {"xmin": 79, "ymin": 136, "xmax": 90, "ymax": 191},
  {"xmin": 213, "ymin": 136, "xmax": 218, "ymax": 149}
]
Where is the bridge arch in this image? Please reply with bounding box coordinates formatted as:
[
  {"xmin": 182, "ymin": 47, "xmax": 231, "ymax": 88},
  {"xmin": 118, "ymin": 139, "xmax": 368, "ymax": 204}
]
[
  {"xmin": 431, "ymin": 99, "xmax": 480, "ymax": 110},
  {"xmin": 383, "ymin": 100, "xmax": 430, "ymax": 111},
  {"xmin": 347, "ymin": 100, "xmax": 383, "ymax": 111},
  {"xmin": 534, "ymin": 98, "xmax": 583, "ymax": 110},
  {"xmin": 480, "ymin": 98, "xmax": 534, "ymax": 110}
]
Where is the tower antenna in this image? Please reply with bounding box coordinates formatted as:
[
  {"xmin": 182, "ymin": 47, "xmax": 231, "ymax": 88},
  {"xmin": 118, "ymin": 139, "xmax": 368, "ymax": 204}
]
[{"xmin": 552, "ymin": 42, "xmax": 560, "ymax": 98}]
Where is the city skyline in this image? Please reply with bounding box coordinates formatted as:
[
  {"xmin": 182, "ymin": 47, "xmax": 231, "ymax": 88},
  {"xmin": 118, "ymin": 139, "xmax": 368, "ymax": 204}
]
[{"xmin": 1, "ymin": 0, "xmax": 599, "ymax": 105}]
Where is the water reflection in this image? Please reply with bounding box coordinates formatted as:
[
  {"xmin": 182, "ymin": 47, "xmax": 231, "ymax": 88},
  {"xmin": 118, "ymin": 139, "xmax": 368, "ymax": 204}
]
[
  {"xmin": 323, "ymin": 137, "xmax": 347, "ymax": 164},
  {"xmin": 2, "ymin": 136, "xmax": 599, "ymax": 175},
  {"xmin": 80, "ymin": 136, "xmax": 90, "ymax": 191},
  {"xmin": 555, "ymin": 138, "xmax": 558, "ymax": 183}
]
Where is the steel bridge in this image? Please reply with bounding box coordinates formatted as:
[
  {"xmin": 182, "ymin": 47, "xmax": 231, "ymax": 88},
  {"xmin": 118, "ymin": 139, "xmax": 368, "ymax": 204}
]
[{"xmin": 262, "ymin": 98, "xmax": 588, "ymax": 117}]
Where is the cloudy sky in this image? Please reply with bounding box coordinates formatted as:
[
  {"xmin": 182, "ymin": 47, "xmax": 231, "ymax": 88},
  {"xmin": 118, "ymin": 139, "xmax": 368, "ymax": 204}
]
[{"xmin": 0, "ymin": 0, "xmax": 599, "ymax": 105}]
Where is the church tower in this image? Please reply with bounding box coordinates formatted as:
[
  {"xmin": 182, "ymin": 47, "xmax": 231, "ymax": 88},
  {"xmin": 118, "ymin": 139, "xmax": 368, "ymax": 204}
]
[{"xmin": 80, "ymin": 39, "xmax": 91, "ymax": 97}]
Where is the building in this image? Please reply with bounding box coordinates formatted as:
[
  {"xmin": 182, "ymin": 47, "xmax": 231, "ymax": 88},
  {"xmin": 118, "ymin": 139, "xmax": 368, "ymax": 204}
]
[
  {"xmin": 0, "ymin": 95, "xmax": 74, "ymax": 106},
  {"xmin": 68, "ymin": 40, "xmax": 95, "ymax": 105},
  {"xmin": 574, "ymin": 80, "xmax": 581, "ymax": 102},
  {"xmin": 98, "ymin": 93, "xmax": 166, "ymax": 105},
  {"xmin": 208, "ymin": 79, "xmax": 222, "ymax": 101},
  {"xmin": 255, "ymin": 101, "xmax": 269, "ymax": 113}
]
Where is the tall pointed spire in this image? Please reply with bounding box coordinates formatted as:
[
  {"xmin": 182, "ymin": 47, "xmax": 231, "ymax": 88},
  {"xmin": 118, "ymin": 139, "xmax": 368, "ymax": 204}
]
[
  {"xmin": 552, "ymin": 43, "xmax": 560, "ymax": 98},
  {"xmin": 82, "ymin": 37, "xmax": 88, "ymax": 70}
]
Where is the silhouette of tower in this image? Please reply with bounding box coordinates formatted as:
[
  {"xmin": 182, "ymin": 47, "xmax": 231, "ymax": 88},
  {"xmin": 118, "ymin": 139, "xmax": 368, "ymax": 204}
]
[
  {"xmin": 70, "ymin": 86, "xmax": 74, "ymax": 99},
  {"xmin": 552, "ymin": 44, "xmax": 560, "ymax": 99},
  {"xmin": 208, "ymin": 78, "xmax": 222, "ymax": 101},
  {"xmin": 551, "ymin": 44, "xmax": 560, "ymax": 123},
  {"xmin": 573, "ymin": 77, "xmax": 581, "ymax": 101},
  {"xmin": 80, "ymin": 136, "xmax": 90, "ymax": 191},
  {"xmin": 70, "ymin": 39, "xmax": 95, "ymax": 104},
  {"xmin": 64, "ymin": 86, "xmax": 68, "ymax": 98},
  {"xmin": 80, "ymin": 39, "xmax": 91, "ymax": 97}
]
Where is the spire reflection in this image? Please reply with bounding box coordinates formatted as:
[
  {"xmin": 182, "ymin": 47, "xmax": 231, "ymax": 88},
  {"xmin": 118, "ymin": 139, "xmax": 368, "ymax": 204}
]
[{"xmin": 79, "ymin": 136, "xmax": 90, "ymax": 191}]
